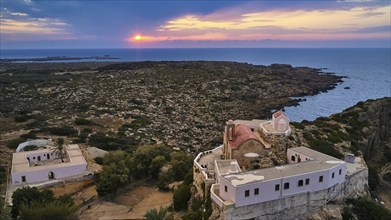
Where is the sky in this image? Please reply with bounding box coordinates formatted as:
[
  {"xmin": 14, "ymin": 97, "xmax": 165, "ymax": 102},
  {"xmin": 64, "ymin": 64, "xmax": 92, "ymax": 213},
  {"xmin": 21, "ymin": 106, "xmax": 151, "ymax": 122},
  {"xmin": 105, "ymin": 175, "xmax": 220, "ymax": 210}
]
[{"xmin": 0, "ymin": 0, "xmax": 390, "ymax": 49}]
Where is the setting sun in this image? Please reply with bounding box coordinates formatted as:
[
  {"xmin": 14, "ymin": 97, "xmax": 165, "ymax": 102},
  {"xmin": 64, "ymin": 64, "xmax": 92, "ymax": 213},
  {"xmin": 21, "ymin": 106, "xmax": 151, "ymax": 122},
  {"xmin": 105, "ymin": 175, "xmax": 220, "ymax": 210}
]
[{"xmin": 134, "ymin": 35, "xmax": 142, "ymax": 41}]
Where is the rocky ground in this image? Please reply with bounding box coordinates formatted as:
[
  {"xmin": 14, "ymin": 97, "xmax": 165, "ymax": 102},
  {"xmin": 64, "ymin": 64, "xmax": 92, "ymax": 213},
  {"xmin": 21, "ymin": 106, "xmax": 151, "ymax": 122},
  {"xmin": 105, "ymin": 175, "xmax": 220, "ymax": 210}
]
[{"xmin": 0, "ymin": 61, "xmax": 342, "ymax": 155}]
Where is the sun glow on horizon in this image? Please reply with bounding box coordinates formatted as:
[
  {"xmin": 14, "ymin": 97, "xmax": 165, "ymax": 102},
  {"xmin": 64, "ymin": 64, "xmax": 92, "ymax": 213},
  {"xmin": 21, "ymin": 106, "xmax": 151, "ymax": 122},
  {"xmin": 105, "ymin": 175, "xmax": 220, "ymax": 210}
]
[{"xmin": 134, "ymin": 35, "xmax": 142, "ymax": 41}]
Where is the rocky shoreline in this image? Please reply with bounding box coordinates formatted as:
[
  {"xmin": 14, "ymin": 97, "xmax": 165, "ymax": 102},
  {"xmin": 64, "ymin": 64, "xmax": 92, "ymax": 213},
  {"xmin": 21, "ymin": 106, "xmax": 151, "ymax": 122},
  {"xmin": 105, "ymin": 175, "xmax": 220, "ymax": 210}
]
[{"xmin": 0, "ymin": 61, "xmax": 343, "ymax": 152}]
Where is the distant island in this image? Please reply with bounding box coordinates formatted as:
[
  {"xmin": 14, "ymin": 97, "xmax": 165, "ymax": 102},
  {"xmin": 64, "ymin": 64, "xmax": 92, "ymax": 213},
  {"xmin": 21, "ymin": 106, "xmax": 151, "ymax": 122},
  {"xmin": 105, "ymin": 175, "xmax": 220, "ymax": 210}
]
[{"xmin": 0, "ymin": 55, "xmax": 120, "ymax": 63}]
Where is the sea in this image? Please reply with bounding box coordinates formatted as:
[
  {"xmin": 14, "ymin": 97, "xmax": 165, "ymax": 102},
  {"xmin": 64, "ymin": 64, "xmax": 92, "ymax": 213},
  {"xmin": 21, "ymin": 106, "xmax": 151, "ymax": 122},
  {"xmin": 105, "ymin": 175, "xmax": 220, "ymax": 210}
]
[{"xmin": 1, "ymin": 48, "xmax": 390, "ymax": 122}]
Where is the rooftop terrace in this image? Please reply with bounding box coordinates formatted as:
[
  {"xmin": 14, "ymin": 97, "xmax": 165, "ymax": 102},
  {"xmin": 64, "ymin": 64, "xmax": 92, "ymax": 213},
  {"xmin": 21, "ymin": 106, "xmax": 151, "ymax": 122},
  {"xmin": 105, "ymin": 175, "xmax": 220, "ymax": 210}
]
[{"xmin": 12, "ymin": 144, "xmax": 87, "ymax": 173}]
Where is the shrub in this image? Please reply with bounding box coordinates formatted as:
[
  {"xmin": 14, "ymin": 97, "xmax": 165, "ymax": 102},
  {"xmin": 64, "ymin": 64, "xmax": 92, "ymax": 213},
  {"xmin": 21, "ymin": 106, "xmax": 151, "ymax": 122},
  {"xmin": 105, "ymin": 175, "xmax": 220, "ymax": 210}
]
[
  {"xmin": 7, "ymin": 138, "xmax": 26, "ymax": 149},
  {"xmin": 368, "ymin": 166, "xmax": 379, "ymax": 191},
  {"xmin": 94, "ymin": 157, "xmax": 104, "ymax": 165},
  {"xmin": 20, "ymin": 133, "xmax": 37, "ymax": 140},
  {"xmin": 74, "ymin": 118, "xmax": 92, "ymax": 125},
  {"xmin": 48, "ymin": 126, "xmax": 77, "ymax": 136},
  {"xmin": 173, "ymin": 183, "xmax": 191, "ymax": 211},
  {"xmin": 88, "ymin": 133, "xmax": 131, "ymax": 151},
  {"xmin": 14, "ymin": 114, "xmax": 32, "ymax": 123},
  {"xmin": 308, "ymin": 139, "xmax": 343, "ymax": 159},
  {"xmin": 346, "ymin": 198, "xmax": 391, "ymax": 220}
]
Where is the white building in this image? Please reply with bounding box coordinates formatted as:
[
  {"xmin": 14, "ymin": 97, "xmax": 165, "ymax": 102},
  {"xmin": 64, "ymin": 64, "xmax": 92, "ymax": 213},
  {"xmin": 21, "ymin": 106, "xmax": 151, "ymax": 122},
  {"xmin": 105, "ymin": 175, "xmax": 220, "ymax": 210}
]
[
  {"xmin": 192, "ymin": 115, "xmax": 366, "ymax": 220},
  {"xmin": 11, "ymin": 144, "xmax": 88, "ymax": 185},
  {"xmin": 212, "ymin": 147, "xmax": 346, "ymax": 208}
]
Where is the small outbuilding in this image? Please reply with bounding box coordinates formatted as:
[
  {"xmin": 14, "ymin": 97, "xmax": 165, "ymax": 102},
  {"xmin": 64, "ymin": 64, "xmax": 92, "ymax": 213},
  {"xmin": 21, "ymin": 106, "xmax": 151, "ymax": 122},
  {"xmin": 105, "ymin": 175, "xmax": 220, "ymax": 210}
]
[
  {"xmin": 11, "ymin": 144, "xmax": 88, "ymax": 185},
  {"xmin": 272, "ymin": 110, "xmax": 290, "ymax": 132}
]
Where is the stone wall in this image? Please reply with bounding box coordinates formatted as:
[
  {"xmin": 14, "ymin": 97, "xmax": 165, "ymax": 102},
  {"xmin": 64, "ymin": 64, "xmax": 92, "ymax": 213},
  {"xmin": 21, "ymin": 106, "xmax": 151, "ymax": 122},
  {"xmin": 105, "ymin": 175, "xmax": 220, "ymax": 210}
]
[{"xmin": 232, "ymin": 140, "xmax": 265, "ymax": 168}]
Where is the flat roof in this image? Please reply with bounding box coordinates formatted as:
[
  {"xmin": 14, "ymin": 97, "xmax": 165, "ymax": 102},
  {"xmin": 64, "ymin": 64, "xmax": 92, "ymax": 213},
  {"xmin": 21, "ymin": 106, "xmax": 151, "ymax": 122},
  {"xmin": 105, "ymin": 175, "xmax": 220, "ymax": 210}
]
[
  {"xmin": 221, "ymin": 147, "xmax": 345, "ymax": 186},
  {"xmin": 12, "ymin": 144, "xmax": 87, "ymax": 173},
  {"xmin": 215, "ymin": 160, "xmax": 242, "ymax": 176},
  {"xmin": 260, "ymin": 121, "xmax": 282, "ymax": 133}
]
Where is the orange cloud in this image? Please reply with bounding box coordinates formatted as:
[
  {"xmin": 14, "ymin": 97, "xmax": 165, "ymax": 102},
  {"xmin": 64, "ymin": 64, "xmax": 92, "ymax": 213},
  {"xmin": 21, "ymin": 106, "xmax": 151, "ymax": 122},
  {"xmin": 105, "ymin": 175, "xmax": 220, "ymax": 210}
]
[{"xmin": 133, "ymin": 5, "xmax": 390, "ymax": 43}]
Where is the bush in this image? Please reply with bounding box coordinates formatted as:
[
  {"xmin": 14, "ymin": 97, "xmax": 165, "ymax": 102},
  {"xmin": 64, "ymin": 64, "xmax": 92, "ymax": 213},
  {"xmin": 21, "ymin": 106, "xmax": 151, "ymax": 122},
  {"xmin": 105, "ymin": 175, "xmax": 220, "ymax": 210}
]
[
  {"xmin": 368, "ymin": 166, "xmax": 379, "ymax": 191},
  {"xmin": 14, "ymin": 189, "xmax": 76, "ymax": 220},
  {"xmin": 173, "ymin": 183, "xmax": 191, "ymax": 211},
  {"xmin": 289, "ymin": 122, "xmax": 305, "ymax": 129},
  {"xmin": 74, "ymin": 118, "xmax": 92, "ymax": 125},
  {"xmin": 14, "ymin": 114, "xmax": 32, "ymax": 122},
  {"xmin": 306, "ymin": 138, "xmax": 344, "ymax": 159},
  {"xmin": 20, "ymin": 133, "xmax": 37, "ymax": 140},
  {"xmin": 7, "ymin": 138, "xmax": 26, "ymax": 149},
  {"xmin": 48, "ymin": 126, "xmax": 77, "ymax": 136},
  {"xmin": 94, "ymin": 157, "xmax": 104, "ymax": 165},
  {"xmin": 346, "ymin": 198, "xmax": 391, "ymax": 220},
  {"xmin": 88, "ymin": 133, "xmax": 133, "ymax": 151}
]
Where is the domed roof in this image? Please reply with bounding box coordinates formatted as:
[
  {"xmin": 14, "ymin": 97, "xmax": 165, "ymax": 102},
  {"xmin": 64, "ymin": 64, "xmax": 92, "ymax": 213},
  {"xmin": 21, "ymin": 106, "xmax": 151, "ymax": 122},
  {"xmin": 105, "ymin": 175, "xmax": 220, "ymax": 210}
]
[{"xmin": 229, "ymin": 124, "xmax": 260, "ymax": 149}]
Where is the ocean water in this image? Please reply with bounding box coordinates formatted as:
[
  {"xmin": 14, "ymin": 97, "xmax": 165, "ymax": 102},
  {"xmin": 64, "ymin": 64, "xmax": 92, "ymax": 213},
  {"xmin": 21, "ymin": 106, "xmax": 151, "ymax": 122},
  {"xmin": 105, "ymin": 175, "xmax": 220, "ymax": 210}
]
[{"xmin": 1, "ymin": 48, "xmax": 390, "ymax": 121}]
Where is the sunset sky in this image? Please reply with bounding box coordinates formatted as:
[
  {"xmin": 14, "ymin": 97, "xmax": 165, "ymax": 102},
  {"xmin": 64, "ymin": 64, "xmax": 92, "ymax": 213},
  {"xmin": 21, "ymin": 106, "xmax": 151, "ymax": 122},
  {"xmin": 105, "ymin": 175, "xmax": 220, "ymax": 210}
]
[{"xmin": 1, "ymin": 0, "xmax": 390, "ymax": 49}]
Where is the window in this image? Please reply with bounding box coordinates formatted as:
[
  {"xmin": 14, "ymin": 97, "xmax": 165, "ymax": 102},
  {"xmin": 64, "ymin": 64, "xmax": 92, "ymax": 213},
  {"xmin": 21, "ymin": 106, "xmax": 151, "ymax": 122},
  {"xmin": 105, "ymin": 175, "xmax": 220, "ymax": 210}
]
[
  {"xmin": 291, "ymin": 155, "xmax": 296, "ymax": 161},
  {"xmin": 298, "ymin": 158, "xmax": 302, "ymax": 162},
  {"xmin": 319, "ymin": 176, "xmax": 324, "ymax": 183},
  {"xmin": 254, "ymin": 188, "xmax": 259, "ymax": 195},
  {"xmin": 332, "ymin": 172, "xmax": 335, "ymax": 179},
  {"xmin": 339, "ymin": 169, "xmax": 342, "ymax": 175},
  {"xmin": 21, "ymin": 176, "xmax": 26, "ymax": 182},
  {"xmin": 224, "ymin": 185, "xmax": 227, "ymax": 192},
  {"xmin": 245, "ymin": 190, "xmax": 250, "ymax": 197},
  {"xmin": 275, "ymin": 184, "xmax": 280, "ymax": 191},
  {"xmin": 298, "ymin": 180, "xmax": 304, "ymax": 187},
  {"xmin": 284, "ymin": 182, "xmax": 290, "ymax": 190},
  {"xmin": 305, "ymin": 178, "xmax": 310, "ymax": 185}
]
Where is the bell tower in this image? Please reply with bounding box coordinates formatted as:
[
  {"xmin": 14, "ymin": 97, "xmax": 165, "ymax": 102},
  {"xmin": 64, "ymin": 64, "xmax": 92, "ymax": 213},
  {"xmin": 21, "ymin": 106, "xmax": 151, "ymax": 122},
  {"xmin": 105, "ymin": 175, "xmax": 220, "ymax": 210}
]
[{"xmin": 223, "ymin": 120, "xmax": 235, "ymax": 159}]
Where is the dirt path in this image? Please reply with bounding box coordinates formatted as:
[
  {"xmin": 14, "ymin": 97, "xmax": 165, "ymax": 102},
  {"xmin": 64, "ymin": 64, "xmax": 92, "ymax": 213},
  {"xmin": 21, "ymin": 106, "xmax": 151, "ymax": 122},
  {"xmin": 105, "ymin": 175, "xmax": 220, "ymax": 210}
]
[{"xmin": 79, "ymin": 185, "xmax": 172, "ymax": 220}]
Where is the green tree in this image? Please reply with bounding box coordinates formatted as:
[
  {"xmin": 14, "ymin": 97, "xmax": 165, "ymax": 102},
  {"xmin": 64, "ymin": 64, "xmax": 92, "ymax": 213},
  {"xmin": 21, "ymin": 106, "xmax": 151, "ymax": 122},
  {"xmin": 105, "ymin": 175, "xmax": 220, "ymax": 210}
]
[
  {"xmin": 131, "ymin": 144, "xmax": 171, "ymax": 178},
  {"xmin": 11, "ymin": 187, "xmax": 54, "ymax": 218},
  {"xmin": 11, "ymin": 187, "xmax": 73, "ymax": 219},
  {"xmin": 157, "ymin": 169, "xmax": 174, "ymax": 191},
  {"xmin": 96, "ymin": 150, "xmax": 131, "ymax": 197},
  {"xmin": 51, "ymin": 138, "xmax": 67, "ymax": 162},
  {"xmin": 149, "ymin": 156, "xmax": 167, "ymax": 178},
  {"xmin": 144, "ymin": 207, "xmax": 173, "ymax": 220},
  {"xmin": 19, "ymin": 199, "xmax": 76, "ymax": 220},
  {"xmin": 170, "ymin": 151, "xmax": 193, "ymax": 181},
  {"xmin": 173, "ymin": 183, "xmax": 191, "ymax": 211}
]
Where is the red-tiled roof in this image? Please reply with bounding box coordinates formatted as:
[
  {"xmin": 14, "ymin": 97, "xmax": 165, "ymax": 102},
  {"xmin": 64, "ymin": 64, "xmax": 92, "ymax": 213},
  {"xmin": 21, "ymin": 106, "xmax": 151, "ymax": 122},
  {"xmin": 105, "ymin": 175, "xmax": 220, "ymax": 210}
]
[
  {"xmin": 229, "ymin": 124, "xmax": 259, "ymax": 149},
  {"xmin": 273, "ymin": 110, "xmax": 288, "ymax": 119}
]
